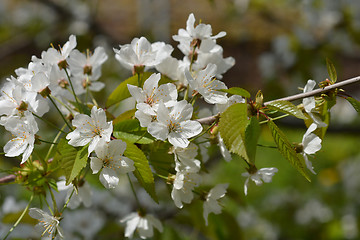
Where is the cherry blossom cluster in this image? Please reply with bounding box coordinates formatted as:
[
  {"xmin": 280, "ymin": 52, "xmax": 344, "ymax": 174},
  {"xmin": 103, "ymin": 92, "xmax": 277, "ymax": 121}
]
[{"xmin": 0, "ymin": 12, "xmax": 329, "ymax": 240}]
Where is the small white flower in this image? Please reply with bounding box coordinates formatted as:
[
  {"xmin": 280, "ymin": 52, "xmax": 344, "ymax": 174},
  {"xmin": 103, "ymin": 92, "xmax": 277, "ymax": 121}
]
[
  {"xmin": 301, "ymin": 123, "xmax": 322, "ymax": 174},
  {"xmin": 66, "ymin": 106, "xmax": 113, "ymax": 155},
  {"xmin": 114, "ymin": 37, "xmax": 164, "ymax": 73},
  {"xmin": 42, "ymin": 35, "xmax": 77, "ymax": 68},
  {"xmin": 3, "ymin": 113, "xmax": 38, "ymax": 164},
  {"xmin": 171, "ymin": 161, "xmax": 201, "ymax": 208},
  {"xmin": 172, "ymin": 13, "xmax": 226, "ymax": 44},
  {"xmin": 147, "ymin": 100, "xmax": 203, "ymax": 148},
  {"xmin": 68, "ymin": 46, "xmax": 108, "ymax": 80},
  {"xmin": 185, "ymin": 63, "xmax": 228, "ymax": 104},
  {"xmin": 242, "ymin": 167, "xmax": 278, "ymax": 196},
  {"xmin": 121, "ymin": 212, "xmax": 163, "ymax": 239},
  {"xmin": 29, "ymin": 208, "xmax": 64, "ymax": 239},
  {"xmin": 128, "ymin": 73, "xmax": 177, "ymax": 116},
  {"xmin": 203, "ymin": 183, "xmax": 228, "ymax": 226},
  {"xmin": 90, "ymin": 139, "xmax": 135, "ymax": 189},
  {"xmin": 303, "ymin": 80, "xmax": 327, "ymax": 128}
]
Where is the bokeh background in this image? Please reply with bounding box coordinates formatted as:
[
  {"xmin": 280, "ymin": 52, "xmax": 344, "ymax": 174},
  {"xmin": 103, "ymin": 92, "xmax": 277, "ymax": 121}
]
[{"xmin": 0, "ymin": 0, "xmax": 360, "ymax": 239}]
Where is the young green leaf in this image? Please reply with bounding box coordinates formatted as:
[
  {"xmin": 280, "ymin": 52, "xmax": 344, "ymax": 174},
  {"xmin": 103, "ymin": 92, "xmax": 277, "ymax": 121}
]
[
  {"xmin": 124, "ymin": 142, "xmax": 158, "ymax": 203},
  {"xmin": 113, "ymin": 119, "xmax": 141, "ymax": 132},
  {"xmin": 218, "ymin": 103, "xmax": 249, "ymax": 161},
  {"xmin": 326, "ymin": 58, "xmax": 337, "ymax": 83},
  {"xmin": 346, "ymin": 97, "xmax": 360, "ymax": 113},
  {"xmin": 113, "ymin": 109, "xmax": 136, "ymax": 125},
  {"xmin": 54, "ymin": 138, "xmax": 89, "ymax": 185},
  {"xmin": 106, "ymin": 72, "xmax": 152, "ymax": 108},
  {"xmin": 266, "ymin": 100, "xmax": 307, "ymax": 119},
  {"xmin": 219, "ymin": 87, "xmax": 251, "ymax": 98},
  {"xmin": 113, "ymin": 131, "xmax": 154, "ymax": 144},
  {"xmin": 244, "ymin": 117, "xmax": 261, "ymax": 163},
  {"xmin": 267, "ymin": 120, "xmax": 311, "ymax": 182}
]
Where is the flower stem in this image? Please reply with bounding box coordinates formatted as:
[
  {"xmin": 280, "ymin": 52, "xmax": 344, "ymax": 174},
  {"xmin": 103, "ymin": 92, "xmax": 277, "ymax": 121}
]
[
  {"xmin": 48, "ymin": 184, "xmax": 58, "ymax": 214},
  {"xmin": 45, "ymin": 124, "xmax": 66, "ymax": 162},
  {"xmin": 60, "ymin": 188, "xmax": 75, "ymax": 213},
  {"xmin": 48, "ymin": 95, "xmax": 73, "ymax": 131},
  {"xmin": 2, "ymin": 193, "xmax": 34, "ymax": 240},
  {"xmin": 190, "ymin": 120, "xmax": 217, "ymax": 142},
  {"xmin": 64, "ymin": 68, "xmax": 82, "ymax": 113},
  {"xmin": 127, "ymin": 173, "xmax": 141, "ymax": 207},
  {"xmin": 32, "ymin": 113, "xmax": 66, "ymax": 134},
  {"xmin": 259, "ymin": 114, "xmax": 289, "ymax": 124}
]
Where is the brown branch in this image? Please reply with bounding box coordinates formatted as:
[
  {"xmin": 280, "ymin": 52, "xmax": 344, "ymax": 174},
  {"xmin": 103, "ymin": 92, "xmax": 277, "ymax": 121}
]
[
  {"xmin": 0, "ymin": 175, "xmax": 16, "ymax": 184},
  {"xmin": 264, "ymin": 76, "xmax": 360, "ymax": 105},
  {"xmin": 196, "ymin": 76, "xmax": 360, "ymax": 125}
]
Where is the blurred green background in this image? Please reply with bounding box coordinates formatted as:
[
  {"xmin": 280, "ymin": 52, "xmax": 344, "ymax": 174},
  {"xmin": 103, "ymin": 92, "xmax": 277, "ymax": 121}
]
[{"xmin": 0, "ymin": 0, "xmax": 360, "ymax": 239}]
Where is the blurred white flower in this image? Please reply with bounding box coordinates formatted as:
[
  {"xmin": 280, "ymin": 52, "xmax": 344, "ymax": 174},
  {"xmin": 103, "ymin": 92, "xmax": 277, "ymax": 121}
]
[
  {"xmin": 203, "ymin": 183, "xmax": 228, "ymax": 226},
  {"xmin": 121, "ymin": 212, "xmax": 163, "ymax": 239},
  {"xmin": 171, "ymin": 161, "xmax": 201, "ymax": 208},
  {"xmin": 57, "ymin": 179, "xmax": 92, "ymax": 209},
  {"xmin": 242, "ymin": 167, "xmax": 278, "ymax": 195}
]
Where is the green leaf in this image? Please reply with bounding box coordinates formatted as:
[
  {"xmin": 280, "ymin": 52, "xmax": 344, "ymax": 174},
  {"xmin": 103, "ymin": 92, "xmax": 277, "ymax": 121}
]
[
  {"xmin": 244, "ymin": 117, "xmax": 261, "ymax": 163},
  {"xmin": 266, "ymin": 100, "xmax": 307, "ymax": 119},
  {"xmin": 106, "ymin": 72, "xmax": 152, "ymax": 108},
  {"xmin": 124, "ymin": 142, "xmax": 158, "ymax": 203},
  {"xmin": 267, "ymin": 120, "xmax": 311, "ymax": 182},
  {"xmin": 219, "ymin": 103, "xmax": 250, "ymax": 161},
  {"xmin": 68, "ymin": 101, "xmax": 91, "ymax": 115},
  {"xmin": 219, "ymin": 87, "xmax": 250, "ymax": 98},
  {"xmin": 113, "ymin": 109, "xmax": 136, "ymax": 125},
  {"xmin": 346, "ymin": 97, "xmax": 360, "ymax": 114},
  {"xmin": 113, "ymin": 131, "xmax": 154, "ymax": 144},
  {"xmin": 54, "ymin": 138, "xmax": 89, "ymax": 185},
  {"xmin": 114, "ymin": 119, "xmax": 141, "ymax": 132},
  {"xmin": 148, "ymin": 142, "xmax": 174, "ymax": 176},
  {"xmin": 326, "ymin": 58, "xmax": 337, "ymax": 83}
]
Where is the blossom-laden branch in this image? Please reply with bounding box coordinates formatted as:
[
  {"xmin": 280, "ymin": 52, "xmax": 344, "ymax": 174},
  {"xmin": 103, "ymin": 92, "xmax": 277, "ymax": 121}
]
[{"xmin": 196, "ymin": 76, "xmax": 360, "ymax": 125}]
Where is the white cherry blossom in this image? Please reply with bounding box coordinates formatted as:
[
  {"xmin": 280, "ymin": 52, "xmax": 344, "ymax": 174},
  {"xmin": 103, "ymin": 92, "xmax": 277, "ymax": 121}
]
[
  {"xmin": 185, "ymin": 63, "xmax": 228, "ymax": 104},
  {"xmin": 68, "ymin": 46, "xmax": 108, "ymax": 80},
  {"xmin": 29, "ymin": 208, "xmax": 64, "ymax": 239},
  {"xmin": 90, "ymin": 139, "xmax": 135, "ymax": 189},
  {"xmin": 114, "ymin": 37, "xmax": 167, "ymax": 74},
  {"xmin": 3, "ymin": 113, "xmax": 38, "ymax": 164},
  {"xmin": 41, "ymin": 35, "xmax": 77, "ymax": 68},
  {"xmin": 172, "ymin": 13, "xmax": 226, "ymax": 44},
  {"xmin": 147, "ymin": 100, "xmax": 202, "ymax": 148},
  {"xmin": 242, "ymin": 167, "xmax": 278, "ymax": 196},
  {"xmin": 301, "ymin": 123, "xmax": 322, "ymax": 174},
  {"xmin": 121, "ymin": 212, "xmax": 163, "ymax": 239},
  {"xmin": 203, "ymin": 183, "xmax": 228, "ymax": 226},
  {"xmin": 171, "ymin": 161, "xmax": 201, "ymax": 208},
  {"xmin": 303, "ymin": 80, "xmax": 327, "ymax": 128},
  {"xmin": 66, "ymin": 106, "xmax": 113, "ymax": 155}
]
